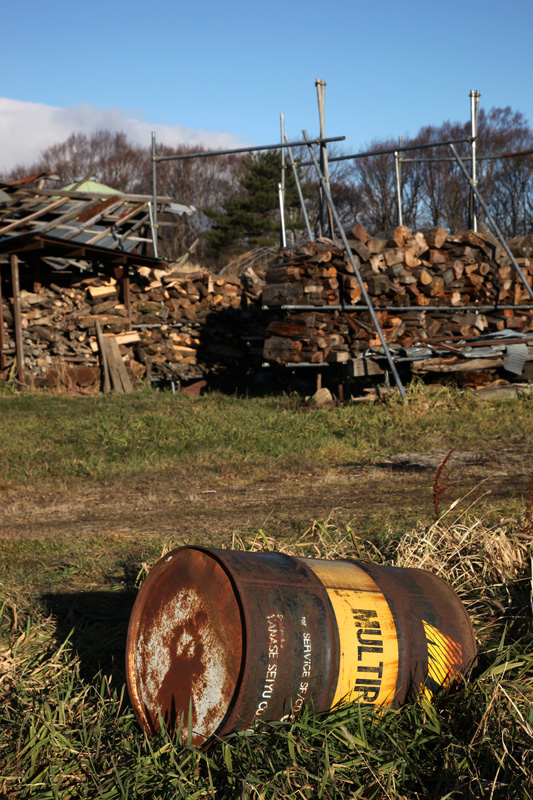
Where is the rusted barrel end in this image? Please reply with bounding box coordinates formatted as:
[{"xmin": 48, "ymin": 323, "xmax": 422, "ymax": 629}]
[{"xmin": 126, "ymin": 547, "xmax": 244, "ymax": 746}]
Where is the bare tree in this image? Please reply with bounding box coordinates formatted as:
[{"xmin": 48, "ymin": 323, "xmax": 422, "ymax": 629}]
[
  {"xmin": 2, "ymin": 131, "xmax": 146, "ymax": 191},
  {"xmin": 150, "ymin": 145, "xmax": 244, "ymax": 259},
  {"xmin": 3, "ymin": 105, "xmax": 533, "ymax": 261}
]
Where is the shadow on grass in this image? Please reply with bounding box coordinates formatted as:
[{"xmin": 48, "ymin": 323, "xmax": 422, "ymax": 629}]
[{"xmin": 41, "ymin": 588, "xmax": 137, "ymax": 684}]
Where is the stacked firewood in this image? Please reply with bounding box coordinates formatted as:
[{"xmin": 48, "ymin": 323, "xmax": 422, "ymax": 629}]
[
  {"xmin": 3, "ymin": 223, "xmax": 533, "ymax": 390},
  {"xmin": 262, "ymin": 224, "xmax": 533, "ymax": 365},
  {"xmin": 0, "ymin": 264, "xmax": 265, "ymax": 389}
]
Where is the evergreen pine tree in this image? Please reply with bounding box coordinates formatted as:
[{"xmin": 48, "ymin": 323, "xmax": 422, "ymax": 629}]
[{"xmin": 204, "ymin": 150, "xmax": 306, "ymax": 257}]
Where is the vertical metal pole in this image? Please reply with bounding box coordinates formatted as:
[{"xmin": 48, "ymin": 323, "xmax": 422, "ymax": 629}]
[
  {"xmin": 302, "ymin": 129, "xmax": 407, "ymax": 400},
  {"xmin": 474, "ymin": 90, "xmax": 480, "ymax": 226},
  {"xmin": 10, "ymin": 254, "xmax": 25, "ymax": 385},
  {"xmin": 316, "ymin": 79, "xmax": 333, "ymax": 238},
  {"xmin": 278, "ymin": 184, "xmax": 287, "ymax": 248},
  {"xmin": 395, "ymin": 135, "xmax": 403, "ymax": 226},
  {"xmin": 284, "ymin": 135, "xmax": 314, "ymax": 241},
  {"xmin": 279, "ymin": 113, "xmax": 287, "ymax": 248},
  {"xmin": 469, "ymin": 90, "xmax": 480, "ymax": 231},
  {"xmin": 151, "ymin": 131, "xmax": 159, "ymax": 258}
]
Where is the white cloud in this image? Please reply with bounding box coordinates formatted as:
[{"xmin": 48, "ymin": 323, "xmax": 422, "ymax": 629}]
[{"xmin": 0, "ymin": 97, "xmax": 245, "ymax": 172}]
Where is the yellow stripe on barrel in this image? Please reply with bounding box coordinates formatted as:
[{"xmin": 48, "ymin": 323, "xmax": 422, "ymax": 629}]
[{"xmin": 298, "ymin": 559, "xmax": 399, "ymax": 708}]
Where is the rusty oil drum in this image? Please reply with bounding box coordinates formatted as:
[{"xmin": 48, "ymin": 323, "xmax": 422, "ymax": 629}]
[{"xmin": 125, "ymin": 546, "xmax": 477, "ymax": 746}]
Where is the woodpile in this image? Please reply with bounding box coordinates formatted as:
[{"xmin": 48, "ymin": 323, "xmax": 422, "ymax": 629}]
[
  {"xmin": 2, "ymin": 222, "xmax": 533, "ymax": 392},
  {"xmin": 262, "ymin": 224, "xmax": 533, "ymax": 372},
  {"xmin": 0, "ymin": 262, "xmax": 265, "ymax": 391}
]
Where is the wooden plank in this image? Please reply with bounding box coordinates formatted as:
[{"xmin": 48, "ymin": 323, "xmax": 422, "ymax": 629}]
[
  {"xmin": 0, "ymin": 195, "xmax": 72, "ymax": 235},
  {"xmin": 89, "ymin": 331, "xmax": 140, "ymax": 353},
  {"xmin": 0, "ymin": 262, "xmax": 6, "ymax": 370},
  {"xmin": 95, "ymin": 320, "xmax": 111, "ymax": 393},
  {"xmin": 85, "ymin": 203, "xmax": 144, "ymax": 245},
  {"xmin": 88, "ymin": 286, "xmax": 118, "ymax": 302},
  {"xmin": 411, "ymin": 357, "xmax": 504, "ymax": 373},
  {"xmin": 103, "ymin": 337, "xmax": 124, "ymax": 393},
  {"xmin": 348, "ymin": 358, "xmax": 385, "ymax": 378},
  {"xmin": 107, "ymin": 337, "xmax": 133, "ymax": 393},
  {"xmin": 10, "ymin": 255, "xmax": 25, "ymax": 385},
  {"xmin": 18, "ymin": 199, "xmax": 89, "ymax": 238},
  {"xmin": 62, "ymin": 199, "xmax": 123, "ymax": 239}
]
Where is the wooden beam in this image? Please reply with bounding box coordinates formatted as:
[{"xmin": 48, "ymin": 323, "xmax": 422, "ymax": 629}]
[
  {"xmin": 0, "ymin": 195, "xmax": 72, "ymax": 235},
  {"xmin": 411, "ymin": 356, "xmax": 504, "ymax": 374},
  {"xmin": 108, "ymin": 337, "xmax": 133, "ymax": 393},
  {"xmin": 0, "ymin": 262, "xmax": 6, "ymax": 370},
  {"xmin": 10, "ymin": 254, "xmax": 25, "ymax": 385},
  {"xmin": 123, "ymin": 265, "xmax": 132, "ymax": 332},
  {"xmin": 95, "ymin": 320, "xmax": 111, "ymax": 394},
  {"xmin": 31, "ymin": 187, "xmax": 174, "ymax": 203},
  {"xmin": 0, "ymin": 238, "xmax": 46, "ymax": 254},
  {"xmin": 58, "ymin": 247, "xmax": 87, "ymax": 258},
  {"xmin": 85, "ymin": 203, "xmax": 145, "ymax": 245}
]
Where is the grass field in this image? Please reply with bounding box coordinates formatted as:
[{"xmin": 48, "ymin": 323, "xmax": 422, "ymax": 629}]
[{"xmin": 1, "ymin": 386, "xmax": 532, "ymax": 798}]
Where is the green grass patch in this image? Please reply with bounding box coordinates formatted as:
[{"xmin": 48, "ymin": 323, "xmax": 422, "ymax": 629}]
[
  {"xmin": 1, "ymin": 386, "xmax": 532, "ymax": 797},
  {"xmin": 2, "ymin": 385, "xmax": 533, "ymax": 486}
]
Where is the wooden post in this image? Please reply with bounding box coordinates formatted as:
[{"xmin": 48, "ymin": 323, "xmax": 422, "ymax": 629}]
[
  {"xmin": 0, "ymin": 262, "xmax": 6, "ymax": 370},
  {"xmin": 10, "ymin": 254, "xmax": 25, "ymax": 385},
  {"xmin": 123, "ymin": 265, "xmax": 132, "ymax": 332},
  {"xmin": 95, "ymin": 320, "xmax": 111, "ymax": 394}
]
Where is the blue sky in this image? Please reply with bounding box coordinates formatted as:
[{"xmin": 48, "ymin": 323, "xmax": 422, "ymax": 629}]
[{"xmin": 2, "ymin": 0, "xmax": 532, "ymax": 171}]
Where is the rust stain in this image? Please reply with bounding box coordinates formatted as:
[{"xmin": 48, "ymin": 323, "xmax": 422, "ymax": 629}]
[{"xmin": 75, "ymin": 196, "xmax": 121, "ymax": 223}]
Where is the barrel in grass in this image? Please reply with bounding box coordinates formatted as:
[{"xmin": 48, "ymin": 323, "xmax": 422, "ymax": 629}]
[{"xmin": 126, "ymin": 546, "xmax": 477, "ymax": 747}]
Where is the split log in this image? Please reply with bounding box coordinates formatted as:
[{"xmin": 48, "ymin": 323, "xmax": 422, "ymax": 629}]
[
  {"xmin": 350, "ymin": 223, "xmax": 370, "ymax": 243},
  {"xmin": 392, "ymin": 225, "xmax": 412, "ymax": 247}
]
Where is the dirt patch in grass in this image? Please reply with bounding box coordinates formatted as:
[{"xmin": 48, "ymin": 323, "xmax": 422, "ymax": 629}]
[{"xmin": 2, "ymin": 441, "xmax": 530, "ymax": 549}]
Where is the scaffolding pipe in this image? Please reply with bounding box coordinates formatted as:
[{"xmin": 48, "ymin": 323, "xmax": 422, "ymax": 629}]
[
  {"xmin": 151, "ymin": 131, "xmax": 159, "ymax": 259},
  {"xmin": 402, "ymin": 147, "xmax": 533, "ymax": 164},
  {"xmin": 316, "ymin": 79, "xmax": 333, "ymax": 237},
  {"xmin": 449, "ymin": 143, "xmax": 533, "ymax": 302},
  {"xmin": 154, "ymin": 135, "xmax": 345, "ymax": 162},
  {"xmin": 302, "ymin": 129, "xmax": 407, "ymax": 399},
  {"xmin": 299, "ymin": 136, "xmax": 472, "ymax": 166},
  {"xmin": 395, "ymin": 136, "xmax": 403, "ymax": 226},
  {"xmin": 469, "ymin": 90, "xmax": 481, "ymax": 231},
  {"xmin": 279, "ymin": 113, "xmax": 286, "ymax": 247},
  {"xmin": 278, "ymin": 183, "xmax": 287, "ymax": 248},
  {"xmin": 274, "ymin": 304, "xmax": 533, "ymax": 313},
  {"xmin": 284, "ymin": 134, "xmax": 314, "ymax": 241}
]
